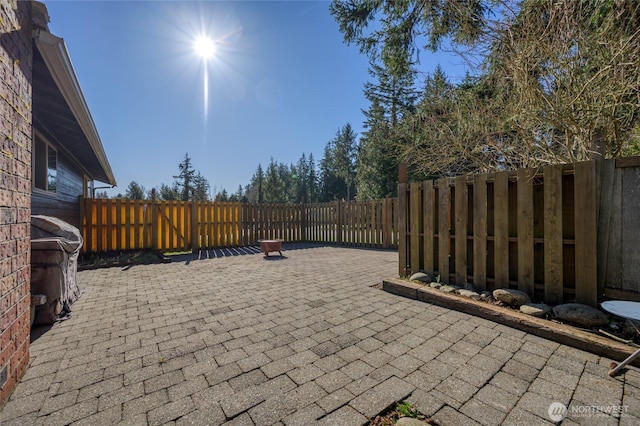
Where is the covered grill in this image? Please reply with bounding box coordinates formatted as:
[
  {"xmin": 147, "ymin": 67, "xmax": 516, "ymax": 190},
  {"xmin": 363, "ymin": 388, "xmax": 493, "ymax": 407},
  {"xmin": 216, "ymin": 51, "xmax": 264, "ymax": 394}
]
[{"xmin": 31, "ymin": 215, "xmax": 83, "ymax": 325}]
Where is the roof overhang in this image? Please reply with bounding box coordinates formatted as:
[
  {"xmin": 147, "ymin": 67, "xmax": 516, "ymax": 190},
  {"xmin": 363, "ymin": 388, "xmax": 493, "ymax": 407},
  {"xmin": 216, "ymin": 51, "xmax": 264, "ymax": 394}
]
[{"xmin": 32, "ymin": 23, "xmax": 116, "ymax": 186}]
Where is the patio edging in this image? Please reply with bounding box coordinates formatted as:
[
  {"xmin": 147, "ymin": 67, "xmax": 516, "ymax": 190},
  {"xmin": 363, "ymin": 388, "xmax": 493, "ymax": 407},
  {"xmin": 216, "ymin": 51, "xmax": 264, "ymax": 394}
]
[{"xmin": 382, "ymin": 277, "xmax": 640, "ymax": 367}]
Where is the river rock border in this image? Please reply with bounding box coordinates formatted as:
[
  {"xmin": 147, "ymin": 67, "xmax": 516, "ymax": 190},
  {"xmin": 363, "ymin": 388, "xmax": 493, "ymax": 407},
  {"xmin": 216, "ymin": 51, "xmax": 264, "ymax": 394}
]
[{"xmin": 382, "ymin": 277, "xmax": 640, "ymax": 367}]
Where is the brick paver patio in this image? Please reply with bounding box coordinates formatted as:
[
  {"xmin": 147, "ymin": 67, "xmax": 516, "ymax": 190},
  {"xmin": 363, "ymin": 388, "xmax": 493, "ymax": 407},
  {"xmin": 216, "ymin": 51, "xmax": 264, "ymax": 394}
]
[{"xmin": 1, "ymin": 244, "xmax": 639, "ymax": 425}]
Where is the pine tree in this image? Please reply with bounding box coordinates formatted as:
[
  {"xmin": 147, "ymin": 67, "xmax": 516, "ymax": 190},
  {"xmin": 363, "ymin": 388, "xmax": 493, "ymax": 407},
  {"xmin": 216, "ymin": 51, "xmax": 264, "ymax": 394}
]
[
  {"xmin": 192, "ymin": 172, "xmax": 210, "ymax": 201},
  {"xmin": 174, "ymin": 153, "xmax": 196, "ymax": 201},
  {"xmin": 307, "ymin": 153, "xmax": 319, "ymax": 203},
  {"xmin": 158, "ymin": 182, "xmax": 180, "ymax": 200},
  {"xmin": 125, "ymin": 181, "xmax": 146, "ymax": 200}
]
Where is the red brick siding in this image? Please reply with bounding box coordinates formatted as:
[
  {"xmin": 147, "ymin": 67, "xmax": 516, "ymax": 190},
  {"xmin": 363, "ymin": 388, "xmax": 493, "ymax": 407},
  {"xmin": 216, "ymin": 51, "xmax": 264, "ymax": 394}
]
[{"xmin": 0, "ymin": 0, "xmax": 32, "ymax": 408}]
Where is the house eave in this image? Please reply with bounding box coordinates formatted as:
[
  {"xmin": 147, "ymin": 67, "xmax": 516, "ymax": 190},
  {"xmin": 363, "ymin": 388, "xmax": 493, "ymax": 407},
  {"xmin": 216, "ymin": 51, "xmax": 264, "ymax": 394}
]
[{"xmin": 33, "ymin": 28, "xmax": 116, "ymax": 186}]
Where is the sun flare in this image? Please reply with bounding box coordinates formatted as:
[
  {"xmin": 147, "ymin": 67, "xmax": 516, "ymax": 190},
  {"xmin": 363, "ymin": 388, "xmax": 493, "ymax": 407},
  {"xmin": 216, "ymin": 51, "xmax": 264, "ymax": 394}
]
[{"xmin": 194, "ymin": 35, "xmax": 216, "ymax": 59}]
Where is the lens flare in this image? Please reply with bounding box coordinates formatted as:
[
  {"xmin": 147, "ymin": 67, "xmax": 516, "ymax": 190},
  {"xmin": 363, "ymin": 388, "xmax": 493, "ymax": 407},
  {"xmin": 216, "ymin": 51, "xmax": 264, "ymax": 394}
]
[{"xmin": 194, "ymin": 35, "xmax": 215, "ymax": 59}]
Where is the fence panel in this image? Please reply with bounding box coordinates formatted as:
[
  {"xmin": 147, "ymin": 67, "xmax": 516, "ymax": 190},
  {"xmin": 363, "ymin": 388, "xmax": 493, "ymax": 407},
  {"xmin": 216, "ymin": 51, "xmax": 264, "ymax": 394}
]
[
  {"xmin": 598, "ymin": 157, "xmax": 640, "ymax": 300},
  {"xmin": 399, "ymin": 160, "xmax": 599, "ymax": 306},
  {"xmin": 81, "ymin": 198, "xmax": 397, "ymax": 254}
]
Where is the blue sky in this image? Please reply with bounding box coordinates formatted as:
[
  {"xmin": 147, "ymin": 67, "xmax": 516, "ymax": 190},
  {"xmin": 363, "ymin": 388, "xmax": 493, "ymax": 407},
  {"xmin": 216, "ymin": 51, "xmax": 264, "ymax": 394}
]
[{"xmin": 45, "ymin": 1, "xmax": 468, "ymax": 197}]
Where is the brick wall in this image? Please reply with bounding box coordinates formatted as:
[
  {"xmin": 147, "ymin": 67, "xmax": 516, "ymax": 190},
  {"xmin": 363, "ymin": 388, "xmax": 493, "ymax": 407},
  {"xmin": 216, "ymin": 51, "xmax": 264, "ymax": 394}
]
[{"xmin": 0, "ymin": 0, "xmax": 33, "ymax": 408}]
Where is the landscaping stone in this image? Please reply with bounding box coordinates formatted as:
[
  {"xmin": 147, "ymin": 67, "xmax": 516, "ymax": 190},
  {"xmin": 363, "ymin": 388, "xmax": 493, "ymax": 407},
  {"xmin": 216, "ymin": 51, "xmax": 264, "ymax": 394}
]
[
  {"xmin": 479, "ymin": 291, "xmax": 494, "ymax": 302},
  {"xmin": 552, "ymin": 303, "xmax": 609, "ymax": 328},
  {"xmin": 439, "ymin": 285, "xmax": 458, "ymax": 293},
  {"xmin": 429, "ymin": 282, "xmax": 442, "ymax": 289},
  {"xmin": 458, "ymin": 289, "xmax": 481, "ymax": 300},
  {"xmin": 493, "ymin": 289, "xmax": 531, "ymax": 307},
  {"xmin": 409, "ymin": 272, "xmax": 432, "ymax": 283},
  {"xmin": 520, "ymin": 303, "xmax": 552, "ymax": 318}
]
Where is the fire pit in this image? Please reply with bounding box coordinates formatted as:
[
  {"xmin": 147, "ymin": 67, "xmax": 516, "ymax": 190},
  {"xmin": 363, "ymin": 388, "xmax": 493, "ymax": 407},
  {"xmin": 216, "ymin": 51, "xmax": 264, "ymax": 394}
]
[{"xmin": 257, "ymin": 239, "xmax": 283, "ymax": 257}]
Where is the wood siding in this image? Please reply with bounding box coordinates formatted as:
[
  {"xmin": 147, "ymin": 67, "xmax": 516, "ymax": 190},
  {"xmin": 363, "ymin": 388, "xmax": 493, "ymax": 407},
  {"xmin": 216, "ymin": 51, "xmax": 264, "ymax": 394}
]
[{"xmin": 31, "ymin": 150, "xmax": 84, "ymax": 228}]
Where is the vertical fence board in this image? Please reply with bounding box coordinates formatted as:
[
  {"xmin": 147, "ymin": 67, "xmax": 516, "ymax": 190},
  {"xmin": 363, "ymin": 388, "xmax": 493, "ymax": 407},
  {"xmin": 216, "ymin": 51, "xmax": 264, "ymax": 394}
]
[
  {"xmin": 123, "ymin": 199, "xmax": 130, "ymax": 250},
  {"xmin": 167, "ymin": 202, "xmax": 174, "ymax": 251},
  {"xmin": 473, "ymin": 174, "xmax": 487, "ymax": 290},
  {"xmin": 106, "ymin": 200, "xmax": 113, "ymax": 251},
  {"xmin": 228, "ymin": 203, "xmax": 234, "ymax": 246},
  {"xmin": 597, "ymin": 160, "xmax": 615, "ymax": 295},
  {"xmin": 544, "ymin": 165, "xmax": 564, "ymax": 305},
  {"xmin": 574, "ymin": 160, "xmax": 597, "ymax": 305},
  {"xmin": 494, "ymin": 172, "xmax": 510, "ymax": 289},
  {"xmin": 455, "ymin": 176, "xmax": 467, "ymax": 285},
  {"xmin": 398, "ymin": 183, "xmax": 408, "ymax": 276},
  {"xmin": 133, "ymin": 200, "xmax": 139, "ymax": 249},
  {"xmin": 410, "ymin": 182, "xmax": 422, "ymax": 274},
  {"xmin": 382, "ymin": 198, "xmax": 390, "ymax": 249},
  {"xmin": 203, "ymin": 202, "xmax": 209, "ymax": 248},
  {"xmin": 517, "ymin": 168, "xmax": 535, "ymax": 295},
  {"xmin": 438, "ymin": 178, "xmax": 451, "ymax": 283},
  {"xmin": 423, "ymin": 181, "xmax": 435, "ymax": 274},
  {"xmin": 115, "ymin": 199, "xmax": 122, "ymax": 251},
  {"xmin": 191, "ymin": 202, "xmax": 197, "ymax": 250},
  {"xmin": 96, "ymin": 198, "xmax": 103, "ymax": 252}
]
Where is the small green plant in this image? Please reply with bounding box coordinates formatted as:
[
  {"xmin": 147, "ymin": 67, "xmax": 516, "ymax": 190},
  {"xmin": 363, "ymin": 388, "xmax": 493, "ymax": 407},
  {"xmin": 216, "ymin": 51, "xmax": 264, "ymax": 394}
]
[
  {"xmin": 396, "ymin": 401, "xmax": 419, "ymax": 418},
  {"xmin": 436, "ymin": 275, "xmax": 441, "ymax": 284}
]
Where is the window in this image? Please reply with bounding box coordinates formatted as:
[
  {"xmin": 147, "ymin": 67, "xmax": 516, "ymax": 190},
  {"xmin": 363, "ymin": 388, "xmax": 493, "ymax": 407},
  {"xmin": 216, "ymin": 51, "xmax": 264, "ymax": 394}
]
[{"xmin": 33, "ymin": 134, "xmax": 57, "ymax": 193}]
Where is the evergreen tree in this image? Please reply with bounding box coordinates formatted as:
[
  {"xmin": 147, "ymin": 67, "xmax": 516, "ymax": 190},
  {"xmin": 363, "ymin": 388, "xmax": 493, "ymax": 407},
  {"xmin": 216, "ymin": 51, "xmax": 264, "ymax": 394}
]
[
  {"xmin": 158, "ymin": 182, "xmax": 180, "ymax": 201},
  {"xmin": 192, "ymin": 172, "xmax": 210, "ymax": 201},
  {"xmin": 174, "ymin": 153, "xmax": 196, "ymax": 201},
  {"xmin": 333, "ymin": 0, "xmax": 640, "ymax": 170},
  {"xmin": 263, "ymin": 158, "xmax": 286, "ymax": 203},
  {"xmin": 333, "ymin": 123, "xmax": 358, "ymax": 201},
  {"xmin": 245, "ymin": 164, "xmax": 264, "ymax": 203},
  {"xmin": 294, "ymin": 153, "xmax": 308, "ymax": 203},
  {"xmin": 356, "ymin": 98, "xmax": 396, "ymax": 199},
  {"xmin": 235, "ymin": 185, "xmax": 247, "ymax": 202},
  {"xmin": 214, "ymin": 189, "xmax": 229, "ymax": 201},
  {"xmin": 125, "ymin": 181, "xmax": 146, "ymax": 200},
  {"xmin": 306, "ymin": 153, "xmax": 319, "ymax": 203},
  {"xmin": 320, "ymin": 141, "xmax": 342, "ymax": 201}
]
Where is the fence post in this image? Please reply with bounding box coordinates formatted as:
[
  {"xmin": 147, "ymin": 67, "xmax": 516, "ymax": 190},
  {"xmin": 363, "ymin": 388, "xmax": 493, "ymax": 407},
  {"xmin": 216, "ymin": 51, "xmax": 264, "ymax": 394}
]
[
  {"xmin": 78, "ymin": 195, "xmax": 85, "ymax": 253},
  {"xmin": 574, "ymin": 160, "xmax": 598, "ymax": 306}
]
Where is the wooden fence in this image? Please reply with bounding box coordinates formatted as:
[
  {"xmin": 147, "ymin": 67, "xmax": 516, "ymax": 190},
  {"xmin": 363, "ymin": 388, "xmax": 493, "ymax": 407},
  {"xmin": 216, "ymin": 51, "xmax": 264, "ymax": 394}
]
[
  {"xmin": 398, "ymin": 160, "xmax": 599, "ymax": 306},
  {"xmin": 79, "ymin": 198, "xmax": 398, "ymax": 254},
  {"xmin": 598, "ymin": 157, "xmax": 640, "ymax": 300}
]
